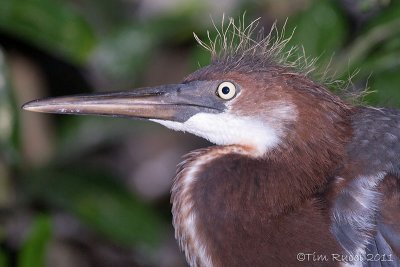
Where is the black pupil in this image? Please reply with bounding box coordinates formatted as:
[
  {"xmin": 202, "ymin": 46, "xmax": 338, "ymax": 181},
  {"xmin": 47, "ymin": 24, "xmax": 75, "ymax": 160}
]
[{"xmin": 221, "ymin": 86, "xmax": 230, "ymax": 95}]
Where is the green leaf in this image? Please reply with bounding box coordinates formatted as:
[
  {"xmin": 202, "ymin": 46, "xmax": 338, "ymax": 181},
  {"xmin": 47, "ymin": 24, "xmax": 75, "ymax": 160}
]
[
  {"xmin": 90, "ymin": 26, "xmax": 155, "ymax": 84},
  {"xmin": 285, "ymin": 0, "xmax": 347, "ymax": 66},
  {"xmin": 332, "ymin": 2, "xmax": 400, "ymax": 78},
  {"xmin": 75, "ymin": 190, "xmax": 164, "ymax": 247},
  {"xmin": 0, "ymin": 0, "xmax": 96, "ymax": 64},
  {"xmin": 23, "ymin": 168, "xmax": 166, "ymax": 247},
  {"xmin": 0, "ymin": 248, "xmax": 9, "ymax": 267},
  {"xmin": 0, "ymin": 48, "xmax": 20, "ymax": 167},
  {"xmin": 364, "ymin": 0, "xmax": 400, "ymax": 29},
  {"xmin": 330, "ymin": 3, "xmax": 400, "ymax": 106},
  {"xmin": 364, "ymin": 67, "xmax": 400, "ymax": 107},
  {"xmin": 89, "ymin": 9, "xmax": 201, "ymax": 85},
  {"xmin": 18, "ymin": 215, "xmax": 52, "ymax": 267}
]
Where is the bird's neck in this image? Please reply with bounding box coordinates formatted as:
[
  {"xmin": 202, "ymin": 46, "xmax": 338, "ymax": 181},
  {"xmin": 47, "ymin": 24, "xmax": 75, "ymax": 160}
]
[
  {"xmin": 171, "ymin": 81, "xmax": 353, "ymax": 266},
  {"xmin": 171, "ymin": 130, "xmax": 349, "ymax": 266}
]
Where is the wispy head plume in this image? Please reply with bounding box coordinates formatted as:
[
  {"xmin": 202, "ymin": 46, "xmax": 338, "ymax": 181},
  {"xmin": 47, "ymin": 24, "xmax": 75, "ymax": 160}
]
[
  {"xmin": 193, "ymin": 14, "xmax": 366, "ymax": 104},
  {"xmin": 193, "ymin": 14, "xmax": 316, "ymax": 75}
]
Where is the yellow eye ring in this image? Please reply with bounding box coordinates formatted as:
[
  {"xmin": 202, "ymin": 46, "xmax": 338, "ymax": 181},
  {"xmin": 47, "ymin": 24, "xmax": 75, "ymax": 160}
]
[{"xmin": 217, "ymin": 81, "xmax": 236, "ymax": 100}]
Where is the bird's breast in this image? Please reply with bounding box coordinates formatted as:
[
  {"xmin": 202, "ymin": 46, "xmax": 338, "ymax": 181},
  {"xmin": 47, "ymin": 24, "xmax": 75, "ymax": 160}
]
[{"xmin": 171, "ymin": 146, "xmax": 343, "ymax": 267}]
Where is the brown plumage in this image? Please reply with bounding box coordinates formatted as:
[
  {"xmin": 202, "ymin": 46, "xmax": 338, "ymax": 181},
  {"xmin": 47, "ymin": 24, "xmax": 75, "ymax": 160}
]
[{"xmin": 23, "ymin": 17, "xmax": 400, "ymax": 267}]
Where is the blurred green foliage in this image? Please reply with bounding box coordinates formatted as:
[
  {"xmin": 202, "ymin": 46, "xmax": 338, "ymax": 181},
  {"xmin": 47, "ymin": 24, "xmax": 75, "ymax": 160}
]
[
  {"xmin": 285, "ymin": 0, "xmax": 400, "ymax": 105},
  {"xmin": 0, "ymin": 0, "xmax": 399, "ymax": 266},
  {"xmin": 286, "ymin": 0, "xmax": 347, "ymax": 65},
  {"xmin": 0, "ymin": 250, "xmax": 8, "ymax": 267},
  {"xmin": 0, "ymin": 0, "xmax": 96, "ymax": 64},
  {"xmin": 18, "ymin": 215, "xmax": 51, "ymax": 267},
  {"xmin": 24, "ymin": 168, "xmax": 164, "ymax": 246},
  {"xmin": 0, "ymin": 49, "xmax": 20, "ymax": 167}
]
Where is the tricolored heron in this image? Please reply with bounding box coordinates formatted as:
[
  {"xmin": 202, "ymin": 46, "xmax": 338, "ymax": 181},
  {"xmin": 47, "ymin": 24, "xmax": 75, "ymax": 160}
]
[{"xmin": 23, "ymin": 18, "xmax": 400, "ymax": 267}]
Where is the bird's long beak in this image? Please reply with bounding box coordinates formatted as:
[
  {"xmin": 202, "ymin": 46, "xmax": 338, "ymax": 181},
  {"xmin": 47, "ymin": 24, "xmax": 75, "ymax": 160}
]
[{"xmin": 22, "ymin": 82, "xmax": 222, "ymax": 122}]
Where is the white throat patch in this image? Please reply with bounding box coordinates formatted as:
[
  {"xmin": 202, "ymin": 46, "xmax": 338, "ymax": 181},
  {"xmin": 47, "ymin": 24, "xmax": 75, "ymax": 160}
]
[{"xmin": 152, "ymin": 112, "xmax": 281, "ymax": 156}]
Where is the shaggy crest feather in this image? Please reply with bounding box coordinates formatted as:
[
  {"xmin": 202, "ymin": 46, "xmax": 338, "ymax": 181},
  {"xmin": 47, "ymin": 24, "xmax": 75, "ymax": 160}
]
[
  {"xmin": 193, "ymin": 14, "xmax": 317, "ymax": 75},
  {"xmin": 193, "ymin": 14, "xmax": 368, "ymax": 104}
]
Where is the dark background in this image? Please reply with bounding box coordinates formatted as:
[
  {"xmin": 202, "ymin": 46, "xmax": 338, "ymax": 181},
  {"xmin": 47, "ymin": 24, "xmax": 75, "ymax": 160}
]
[{"xmin": 0, "ymin": 0, "xmax": 399, "ymax": 266}]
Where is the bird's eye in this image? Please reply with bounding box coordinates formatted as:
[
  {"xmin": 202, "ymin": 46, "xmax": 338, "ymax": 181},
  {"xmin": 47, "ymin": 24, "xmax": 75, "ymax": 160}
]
[{"xmin": 217, "ymin": 81, "xmax": 236, "ymax": 100}]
